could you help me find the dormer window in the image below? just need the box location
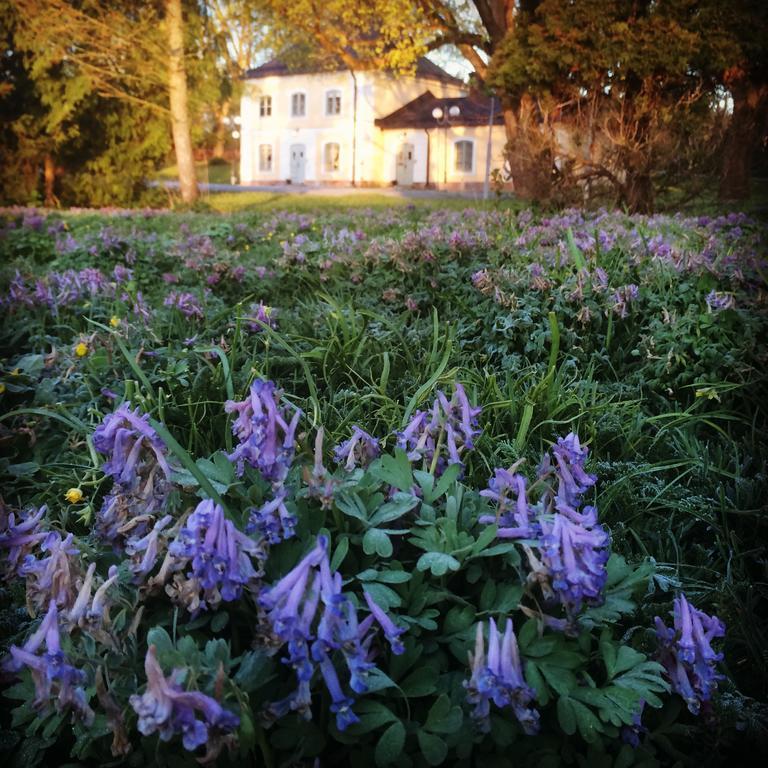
[259,96,272,117]
[291,92,306,117]
[325,90,341,116]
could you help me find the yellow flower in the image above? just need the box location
[74,342,88,357]
[10,367,20,376]
[0,383,5,395]
[109,316,120,328]
[65,487,84,504]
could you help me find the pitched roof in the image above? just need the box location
[374,90,504,129]
[244,57,465,87]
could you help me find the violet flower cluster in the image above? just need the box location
[163,290,204,320]
[464,618,539,735]
[166,499,264,613]
[396,382,481,476]
[258,535,405,731]
[246,300,278,332]
[480,433,609,633]
[654,593,725,715]
[225,379,301,484]
[0,505,49,577]
[4,600,94,723]
[130,645,239,752]
[92,403,173,547]
[19,530,81,614]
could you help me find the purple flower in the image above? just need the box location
[333,426,381,471]
[225,379,301,483]
[4,600,94,723]
[164,291,204,320]
[125,515,175,582]
[0,505,48,576]
[246,301,278,332]
[168,500,264,612]
[396,382,481,476]
[92,403,172,546]
[247,488,296,544]
[129,645,239,751]
[19,531,80,613]
[612,284,639,318]
[705,289,735,311]
[654,594,725,715]
[363,591,405,655]
[478,468,538,539]
[464,618,539,735]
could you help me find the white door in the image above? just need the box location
[396,143,415,186]
[290,144,306,184]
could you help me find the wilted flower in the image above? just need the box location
[464,618,539,735]
[333,426,380,471]
[225,379,301,483]
[655,594,725,715]
[129,644,239,752]
[705,289,735,311]
[0,505,48,577]
[4,600,94,723]
[92,403,172,546]
[612,284,639,318]
[20,531,81,613]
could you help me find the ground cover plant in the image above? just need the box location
[0,203,766,767]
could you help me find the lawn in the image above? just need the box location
[0,203,766,767]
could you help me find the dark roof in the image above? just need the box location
[244,57,465,86]
[374,90,504,129]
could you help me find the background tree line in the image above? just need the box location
[1,0,766,211]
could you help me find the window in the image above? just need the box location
[454,140,473,172]
[291,92,306,117]
[259,144,273,172]
[324,142,340,173]
[325,90,341,116]
[259,96,272,117]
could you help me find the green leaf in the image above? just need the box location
[363,528,393,557]
[375,721,406,766]
[557,696,577,735]
[369,492,419,527]
[331,536,350,571]
[417,731,448,766]
[442,605,476,635]
[344,701,398,735]
[363,582,402,609]
[210,611,229,632]
[336,490,369,522]
[431,462,461,501]
[146,626,173,660]
[369,449,413,492]
[470,523,498,556]
[425,695,463,734]
[400,665,438,697]
[570,698,604,742]
[416,551,461,576]
[234,651,274,693]
[357,568,412,584]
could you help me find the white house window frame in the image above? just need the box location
[323,142,341,173]
[259,95,272,117]
[290,91,307,118]
[454,139,474,173]
[325,89,342,116]
[258,143,273,173]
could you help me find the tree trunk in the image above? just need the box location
[166,0,198,203]
[44,153,58,207]
[212,99,230,159]
[623,170,654,214]
[719,82,768,201]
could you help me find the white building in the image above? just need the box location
[239,58,507,190]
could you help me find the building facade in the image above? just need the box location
[239,59,507,190]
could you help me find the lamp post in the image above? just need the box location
[431,104,461,189]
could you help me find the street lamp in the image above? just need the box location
[431,104,461,186]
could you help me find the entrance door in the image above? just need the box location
[396,143,415,186]
[290,144,306,184]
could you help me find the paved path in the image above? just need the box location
[153,180,500,201]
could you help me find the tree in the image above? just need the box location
[166,0,198,202]
[8,0,203,204]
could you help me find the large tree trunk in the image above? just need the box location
[212,99,231,159]
[166,0,198,203]
[623,170,654,214]
[719,81,768,201]
[43,153,58,207]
